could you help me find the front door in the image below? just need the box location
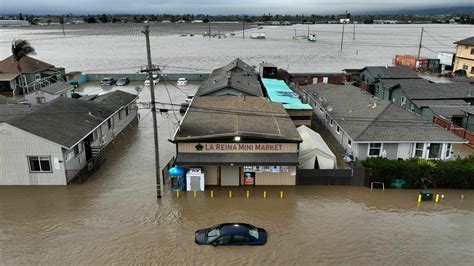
[83,134,93,161]
[220,166,240,186]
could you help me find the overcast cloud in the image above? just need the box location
[1,0,471,15]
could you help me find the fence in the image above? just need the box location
[433,115,474,148]
[297,167,367,186]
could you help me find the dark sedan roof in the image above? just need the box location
[219,223,254,236]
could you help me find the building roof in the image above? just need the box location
[261,78,312,110]
[173,96,302,143]
[82,90,139,108]
[0,94,18,104]
[8,91,138,148]
[362,66,420,79]
[384,79,474,100]
[0,104,38,123]
[0,73,19,81]
[36,81,73,95]
[196,58,263,97]
[0,55,55,74]
[302,84,465,143]
[454,36,474,46]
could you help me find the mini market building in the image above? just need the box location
[171,96,302,187]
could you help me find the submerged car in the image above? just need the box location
[116,77,130,86]
[195,223,267,246]
[100,77,115,86]
[185,94,194,103]
[177,77,188,86]
[179,102,190,113]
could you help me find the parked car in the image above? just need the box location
[179,102,190,113]
[185,94,194,103]
[195,223,267,246]
[144,74,159,86]
[100,77,116,86]
[116,77,130,86]
[177,77,188,86]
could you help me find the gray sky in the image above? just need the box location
[1,0,471,15]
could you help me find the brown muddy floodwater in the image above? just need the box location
[1,82,474,265]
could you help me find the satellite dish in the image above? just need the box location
[326,106,333,112]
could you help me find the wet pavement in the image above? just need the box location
[1,82,473,264]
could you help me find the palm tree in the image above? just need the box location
[11,39,36,94]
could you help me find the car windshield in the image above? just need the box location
[248,227,259,239]
[118,78,126,82]
[207,227,220,243]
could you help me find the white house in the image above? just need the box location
[302,84,466,161]
[0,90,139,185]
[24,81,75,105]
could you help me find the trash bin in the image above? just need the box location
[420,190,433,201]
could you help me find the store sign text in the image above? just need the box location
[197,143,284,152]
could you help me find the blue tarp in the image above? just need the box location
[261,78,312,110]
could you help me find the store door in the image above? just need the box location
[220,166,240,186]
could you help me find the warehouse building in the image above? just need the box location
[171,96,302,187]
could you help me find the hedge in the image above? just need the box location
[361,156,474,189]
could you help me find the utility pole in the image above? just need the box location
[340,23,345,51]
[417,27,424,60]
[208,19,211,38]
[294,28,297,39]
[352,23,355,40]
[141,24,163,198]
[307,24,310,38]
[242,20,245,39]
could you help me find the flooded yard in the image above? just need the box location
[1,82,473,264]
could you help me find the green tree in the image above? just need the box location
[11,39,36,94]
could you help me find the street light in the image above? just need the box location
[234,136,241,141]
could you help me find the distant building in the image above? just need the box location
[24,81,75,105]
[339,19,350,24]
[196,58,263,97]
[0,90,138,185]
[453,36,474,78]
[302,84,465,161]
[0,55,66,95]
[0,20,30,27]
[358,66,421,93]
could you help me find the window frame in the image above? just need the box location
[414,143,425,158]
[347,139,352,147]
[401,96,406,106]
[28,156,52,173]
[368,143,383,157]
[35,74,41,81]
[330,119,333,127]
[336,125,341,134]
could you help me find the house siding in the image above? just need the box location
[0,123,66,185]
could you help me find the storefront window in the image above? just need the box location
[428,143,441,159]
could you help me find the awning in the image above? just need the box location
[175,153,299,166]
[0,73,19,81]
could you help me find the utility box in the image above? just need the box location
[186,168,205,191]
[420,190,433,201]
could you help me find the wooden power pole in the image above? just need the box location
[141,24,163,198]
[340,23,345,51]
[417,27,424,60]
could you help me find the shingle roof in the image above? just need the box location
[37,81,73,95]
[0,104,39,123]
[302,84,465,143]
[196,58,263,97]
[82,90,138,107]
[173,96,302,142]
[363,66,420,79]
[8,91,138,148]
[384,79,474,100]
[454,36,474,46]
[0,55,54,74]
[411,99,470,117]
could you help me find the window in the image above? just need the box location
[93,130,98,141]
[118,110,122,120]
[35,74,41,81]
[347,139,352,147]
[36,97,46,104]
[415,143,424,158]
[28,156,52,172]
[73,144,82,157]
[249,227,259,239]
[107,119,112,129]
[428,143,442,159]
[215,236,231,245]
[231,235,249,243]
[125,106,129,116]
[462,64,469,70]
[368,143,382,157]
[410,104,415,112]
[330,119,333,127]
[401,96,406,106]
[471,67,474,74]
[319,107,324,113]
[471,48,474,55]
[336,126,341,134]
[207,227,221,243]
[325,113,329,120]
[445,143,452,158]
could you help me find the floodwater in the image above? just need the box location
[1,81,474,264]
[0,23,473,73]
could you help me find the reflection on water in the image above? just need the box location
[0,84,473,264]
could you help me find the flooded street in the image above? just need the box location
[1,82,474,264]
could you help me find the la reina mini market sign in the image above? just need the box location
[195,143,284,152]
